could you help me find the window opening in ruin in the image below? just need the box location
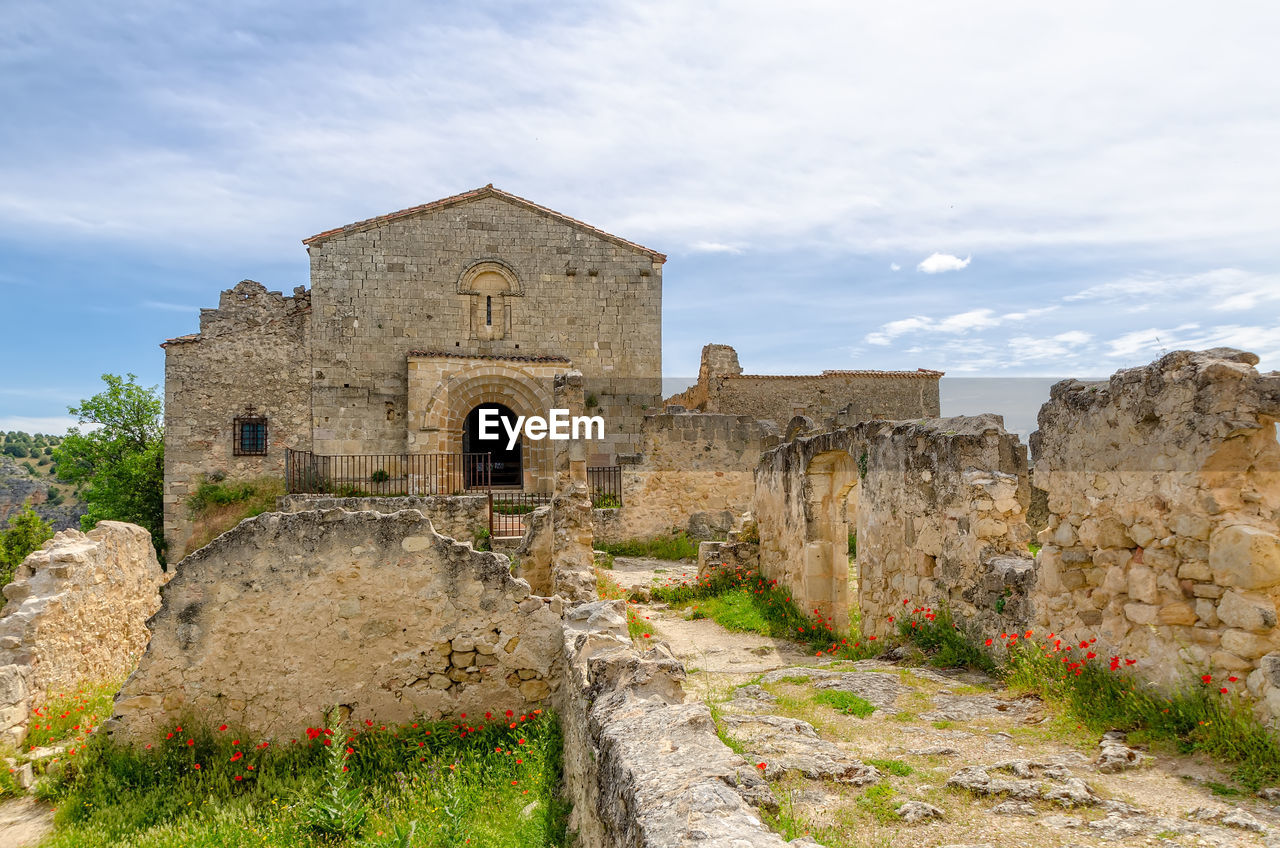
[233,417,268,456]
[486,295,493,326]
[463,403,522,487]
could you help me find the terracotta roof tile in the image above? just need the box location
[407,350,571,364]
[723,369,944,380]
[304,185,666,262]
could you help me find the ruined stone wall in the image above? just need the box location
[665,343,941,427]
[275,494,489,546]
[1030,349,1280,718]
[162,280,312,560]
[556,600,785,847]
[593,410,778,542]
[754,416,1032,637]
[110,509,562,742]
[306,192,663,461]
[711,371,943,427]
[0,522,163,743]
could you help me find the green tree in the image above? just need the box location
[0,506,54,588]
[52,374,165,560]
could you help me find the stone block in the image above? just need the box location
[1124,603,1159,625]
[1216,591,1278,633]
[1220,628,1273,660]
[1210,525,1280,589]
[1127,566,1159,604]
[1157,603,1197,626]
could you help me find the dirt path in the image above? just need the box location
[616,555,1280,848]
[0,797,54,847]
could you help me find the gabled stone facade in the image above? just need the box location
[162,187,665,558]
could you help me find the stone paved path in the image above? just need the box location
[614,555,1280,848]
[0,796,54,847]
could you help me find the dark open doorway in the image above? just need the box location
[464,403,523,488]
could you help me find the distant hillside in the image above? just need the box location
[0,431,87,532]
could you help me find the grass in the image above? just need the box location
[594,567,654,647]
[864,758,912,777]
[1002,635,1280,791]
[811,690,875,718]
[37,710,568,847]
[595,532,699,561]
[186,476,285,552]
[650,563,879,661]
[896,603,998,674]
[25,678,122,749]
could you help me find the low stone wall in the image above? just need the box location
[1030,348,1280,718]
[0,522,164,743]
[276,493,489,544]
[557,600,785,846]
[110,509,562,742]
[754,415,1033,639]
[593,410,776,543]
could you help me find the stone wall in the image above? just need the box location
[162,280,313,560]
[305,188,664,460]
[0,522,163,743]
[110,509,563,742]
[1029,348,1280,718]
[556,600,785,847]
[754,415,1032,638]
[593,410,778,543]
[275,493,489,546]
[667,343,942,426]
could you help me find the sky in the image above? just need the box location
[2,1,1278,436]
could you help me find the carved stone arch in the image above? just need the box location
[457,260,522,340]
[801,448,861,628]
[423,363,556,492]
[457,259,524,296]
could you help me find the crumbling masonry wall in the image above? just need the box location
[110,509,562,742]
[1030,348,1280,719]
[754,416,1032,639]
[667,343,942,427]
[162,280,313,560]
[276,493,489,545]
[556,600,785,847]
[593,409,778,543]
[0,522,164,743]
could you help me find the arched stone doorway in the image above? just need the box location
[463,403,523,487]
[802,449,860,629]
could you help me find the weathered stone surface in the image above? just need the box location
[110,509,561,742]
[558,600,788,847]
[946,761,1098,807]
[1095,731,1146,773]
[755,414,1032,640]
[759,667,905,709]
[896,800,944,823]
[1211,525,1280,590]
[719,714,881,785]
[0,521,163,743]
[1030,349,1280,722]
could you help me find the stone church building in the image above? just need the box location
[161,186,940,559]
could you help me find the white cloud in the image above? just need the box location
[141,300,199,312]
[5,2,1280,259]
[917,253,972,274]
[865,305,1056,345]
[1065,268,1280,313]
[889,263,901,271]
[687,241,744,254]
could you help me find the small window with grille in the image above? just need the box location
[233,417,268,456]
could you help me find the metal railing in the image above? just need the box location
[284,449,492,496]
[489,492,553,538]
[588,465,623,509]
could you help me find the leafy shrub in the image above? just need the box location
[596,532,698,561]
[369,469,390,484]
[1,506,54,588]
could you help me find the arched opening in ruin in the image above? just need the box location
[463,403,523,487]
[802,449,860,630]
